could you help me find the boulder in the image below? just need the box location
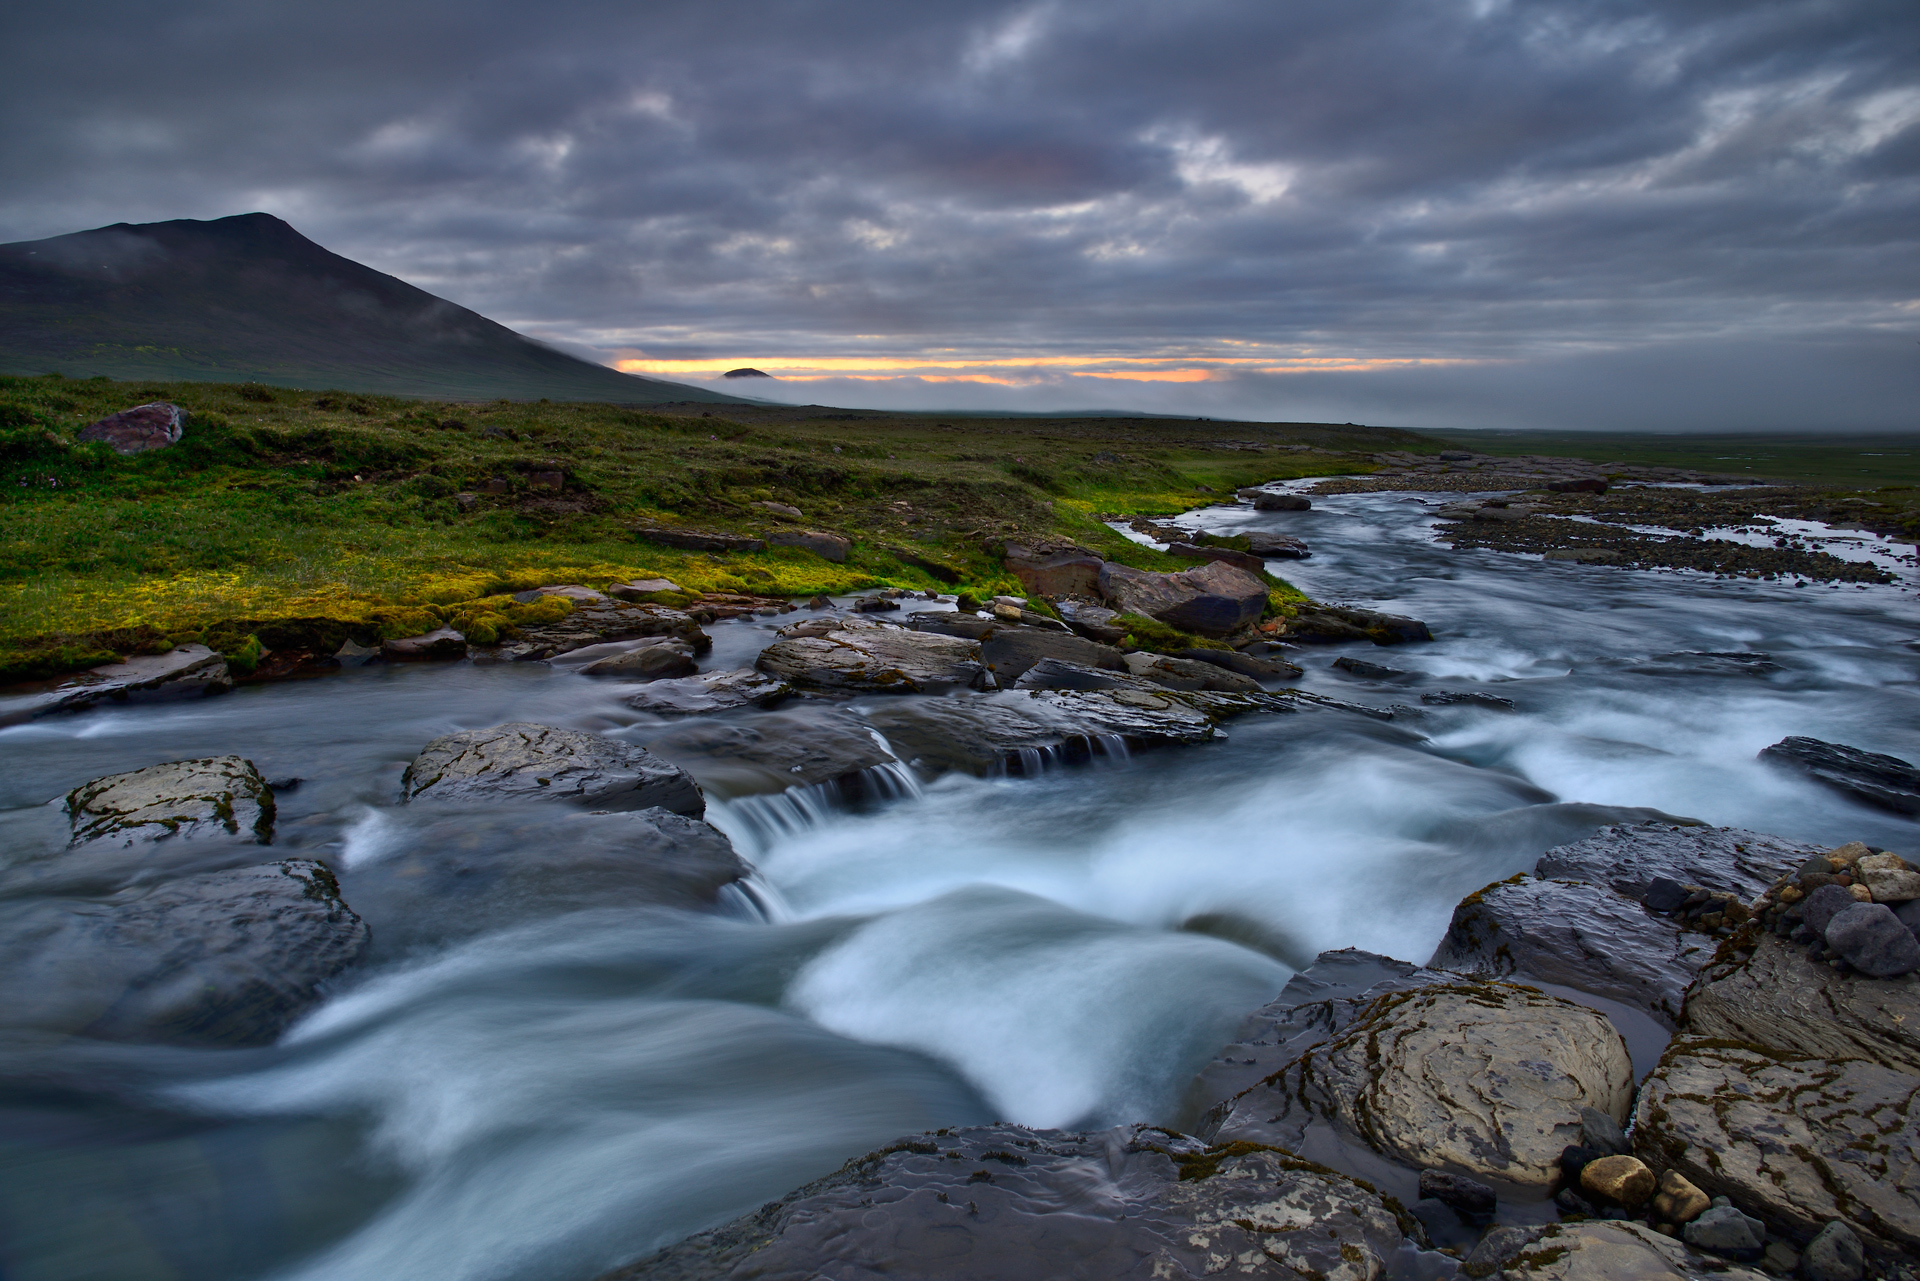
[641,712,898,795]
[513,584,610,604]
[576,639,698,679]
[607,577,684,600]
[77,401,184,454]
[1824,902,1920,977]
[1054,598,1128,643]
[1174,647,1300,680]
[1535,822,1814,904]
[1243,530,1310,559]
[400,722,704,815]
[978,627,1128,684]
[608,1123,1419,1281]
[66,755,276,849]
[1634,1036,1920,1255]
[28,645,232,721]
[1682,1205,1766,1259]
[1759,737,1920,815]
[0,860,368,1045]
[767,529,851,562]
[751,501,802,519]
[1651,1170,1712,1225]
[1458,1219,1767,1280]
[1166,541,1267,574]
[1216,981,1633,1189]
[1580,1154,1655,1207]
[622,668,791,715]
[1283,605,1432,646]
[1123,651,1261,693]
[1003,541,1105,598]
[755,625,984,694]
[1857,852,1920,904]
[1428,875,1715,1029]
[1097,560,1268,637]
[381,626,468,660]
[634,526,766,553]
[1251,491,1311,511]
[1681,934,1920,1074]
[1802,1222,1866,1281]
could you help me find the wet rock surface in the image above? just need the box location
[66,755,276,849]
[607,1123,1422,1281]
[977,626,1127,684]
[0,860,368,1045]
[18,644,233,722]
[1427,875,1714,1029]
[490,599,710,663]
[1681,934,1920,1073]
[1534,822,1814,903]
[1460,1219,1768,1280]
[1760,737,1920,815]
[1633,1036,1920,1256]
[401,723,704,816]
[1282,604,1433,646]
[755,622,984,694]
[1097,559,1269,637]
[622,667,792,715]
[640,712,897,794]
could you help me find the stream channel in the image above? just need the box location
[3,485,1918,1281]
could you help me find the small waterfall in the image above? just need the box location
[712,762,927,854]
[997,733,1132,777]
[718,872,794,922]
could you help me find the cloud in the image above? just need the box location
[1,0,1915,430]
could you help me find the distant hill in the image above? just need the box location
[0,213,745,404]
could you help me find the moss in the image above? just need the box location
[221,633,265,676]
[1116,613,1227,653]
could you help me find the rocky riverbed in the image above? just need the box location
[2,481,1918,1281]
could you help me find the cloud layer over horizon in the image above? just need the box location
[3,0,1916,430]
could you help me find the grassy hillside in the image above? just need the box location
[0,375,1426,679]
[0,214,744,405]
[1435,430,1920,488]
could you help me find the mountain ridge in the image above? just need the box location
[0,213,744,404]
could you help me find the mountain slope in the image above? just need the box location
[0,214,743,404]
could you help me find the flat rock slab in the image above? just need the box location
[492,601,710,663]
[1635,1036,1920,1256]
[756,625,984,694]
[1760,736,1920,815]
[66,755,275,848]
[623,668,791,715]
[1098,559,1268,637]
[859,687,1213,777]
[382,626,468,660]
[77,401,184,454]
[979,627,1127,683]
[1218,982,1633,1189]
[401,723,704,815]
[1429,875,1715,1029]
[20,645,232,723]
[606,1123,1420,1281]
[642,712,897,794]
[1682,934,1920,1074]
[0,860,368,1045]
[1535,822,1814,903]
[1466,1220,1766,1281]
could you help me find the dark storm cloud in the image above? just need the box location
[2,0,1916,428]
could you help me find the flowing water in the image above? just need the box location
[2,486,1917,1281]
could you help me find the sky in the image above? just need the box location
[3,0,1917,431]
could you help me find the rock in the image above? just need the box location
[1651,1170,1711,1225]
[1421,690,1517,710]
[1428,876,1714,1030]
[1581,1106,1629,1156]
[622,668,791,715]
[1801,1221,1865,1281]
[1012,657,1137,691]
[853,596,901,613]
[493,599,709,662]
[610,1123,1415,1281]
[905,609,998,640]
[1682,1205,1766,1258]
[979,627,1128,684]
[862,687,1224,776]
[1549,478,1610,493]
[1801,882,1863,934]
[1643,877,1691,914]
[756,624,984,694]
[66,755,276,849]
[1244,530,1310,559]
[381,626,468,660]
[1825,903,1920,977]
[513,584,610,604]
[0,860,367,1045]
[1543,548,1622,563]
[1251,491,1312,511]
[641,712,897,795]
[1418,1169,1496,1218]
[751,500,803,518]
[77,401,185,454]
[634,526,766,553]
[1535,823,1815,904]
[1166,541,1267,574]
[576,639,698,679]
[1682,934,1920,1073]
[1284,604,1433,646]
[1861,862,1920,904]
[1332,655,1406,679]
[25,644,233,721]
[767,529,850,562]
[1759,737,1920,815]
[1634,1037,1920,1254]
[1222,981,1632,1188]
[1580,1155,1655,1207]
[1174,647,1300,680]
[607,577,684,600]
[1003,541,1105,598]
[1097,560,1269,637]
[1457,1217,1751,1280]
[1054,598,1128,643]
[400,722,704,815]
[1124,651,1262,693]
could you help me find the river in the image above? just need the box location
[2,485,1916,1281]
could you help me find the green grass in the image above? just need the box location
[1433,430,1920,488]
[0,374,1419,679]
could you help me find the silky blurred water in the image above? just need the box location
[1,486,1916,1281]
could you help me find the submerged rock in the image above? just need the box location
[1634,1036,1920,1256]
[606,1123,1420,1281]
[641,712,897,795]
[66,755,276,849]
[756,624,984,694]
[1534,822,1813,904]
[400,723,704,816]
[0,860,368,1046]
[1283,605,1432,646]
[1097,560,1269,637]
[861,686,1221,777]
[1759,736,1920,815]
[1243,530,1311,559]
[576,639,698,679]
[622,668,791,715]
[1428,875,1714,1029]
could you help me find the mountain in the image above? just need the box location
[0,214,744,404]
